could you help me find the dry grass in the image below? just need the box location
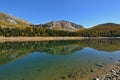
[0,37,85,42]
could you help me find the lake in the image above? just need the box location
[0,39,120,80]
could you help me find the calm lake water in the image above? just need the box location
[0,39,120,80]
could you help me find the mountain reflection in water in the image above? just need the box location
[0,39,120,80]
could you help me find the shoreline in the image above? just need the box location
[66,61,120,80]
[93,61,120,80]
[0,37,86,42]
[0,37,120,42]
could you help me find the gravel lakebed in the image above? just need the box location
[60,60,120,80]
[93,61,120,80]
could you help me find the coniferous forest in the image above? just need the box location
[0,24,120,37]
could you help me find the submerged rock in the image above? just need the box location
[67,73,75,78]
[95,64,104,67]
[93,78,99,80]
[94,62,120,80]
[90,69,95,72]
[61,76,66,80]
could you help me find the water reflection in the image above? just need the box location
[0,39,120,65]
[0,39,120,80]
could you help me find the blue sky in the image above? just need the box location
[0,0,120,27]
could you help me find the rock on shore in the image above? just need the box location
[93,62,120,80]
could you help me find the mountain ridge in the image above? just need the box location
[31,20,84,31]
[0,12,30,28]
[1,12,120,29]
[93,23,120,28]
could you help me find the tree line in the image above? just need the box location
[0,27,79,37]
[0,26,120,37]
[77,26,120,37]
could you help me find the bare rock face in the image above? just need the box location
[0,12,30,28]
[35,20,84,31]
[7,18,17,24]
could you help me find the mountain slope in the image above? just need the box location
[77,23,120,37]
[93,23,120,28]
[0,12,30,28]
[33,20,84,31]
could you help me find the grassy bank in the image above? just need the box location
[0,37,120,42]
[0,37,86,42]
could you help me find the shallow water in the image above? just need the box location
[0,39,120,80]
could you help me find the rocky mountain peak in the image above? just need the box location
[36,20,84,31]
